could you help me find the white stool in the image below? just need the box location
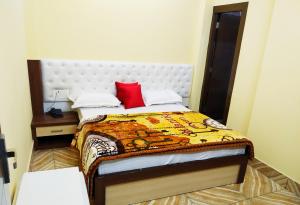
[16,167,89,205]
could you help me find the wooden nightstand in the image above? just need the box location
[31,112,79,149]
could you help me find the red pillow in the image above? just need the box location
[115,81,138,103]
[118,84,145,109]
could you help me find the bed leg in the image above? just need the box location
[94,177,106,205]
[237,155,248,183]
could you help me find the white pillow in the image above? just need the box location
[71,93,121,109]
[143,90,182,106]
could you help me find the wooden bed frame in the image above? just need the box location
[27,60,250,205]
[93,154,248,205]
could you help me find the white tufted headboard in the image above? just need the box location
[39,59,193,111]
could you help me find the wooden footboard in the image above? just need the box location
[93,154,248,205]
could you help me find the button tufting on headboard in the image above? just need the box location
[41,59,193,111]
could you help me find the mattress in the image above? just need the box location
[98,148,245,175]
[76,104,246,175]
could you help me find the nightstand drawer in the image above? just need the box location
[36,125,77,137]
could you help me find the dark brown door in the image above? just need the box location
[200,3,248,124]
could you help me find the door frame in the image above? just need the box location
[199,2,248,124]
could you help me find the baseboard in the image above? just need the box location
[256,156,300,186]
[26,140,34,171]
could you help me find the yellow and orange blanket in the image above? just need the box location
[72,111,254,195]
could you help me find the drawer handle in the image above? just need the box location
[51,129,63,133]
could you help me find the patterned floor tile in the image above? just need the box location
[247,158,261,167]
[248,159,288,188]
[234,190,300,205]
[133,194,211,205]
[29,149,55,171]
[286,179,300,197]
[29,148,299,205]
[233,200,251,205]
[224,165,282,199]
[184,186,247,205]
[133,165,282,205]
[53,147,79,168]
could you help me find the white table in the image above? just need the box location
[16,167,89,205]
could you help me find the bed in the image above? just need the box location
[77,104,246,176]
[27,59,253,205]
[75,104,252,205]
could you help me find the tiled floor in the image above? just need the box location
[30,148,300,205]
[29,147,79,171]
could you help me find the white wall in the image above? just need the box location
[25,0,206,64]
[0,0,33,201]
[25,0,276,135]
[21,0,300,188]
[247,0,300,184]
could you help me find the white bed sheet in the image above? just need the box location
[77,103,190,121]
[99,148,245,175]
[76,104,245,175]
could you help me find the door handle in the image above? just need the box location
[51,129,63,133]
[7,151,17,169]
[0,136,16,184]
[2,151,17,184]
